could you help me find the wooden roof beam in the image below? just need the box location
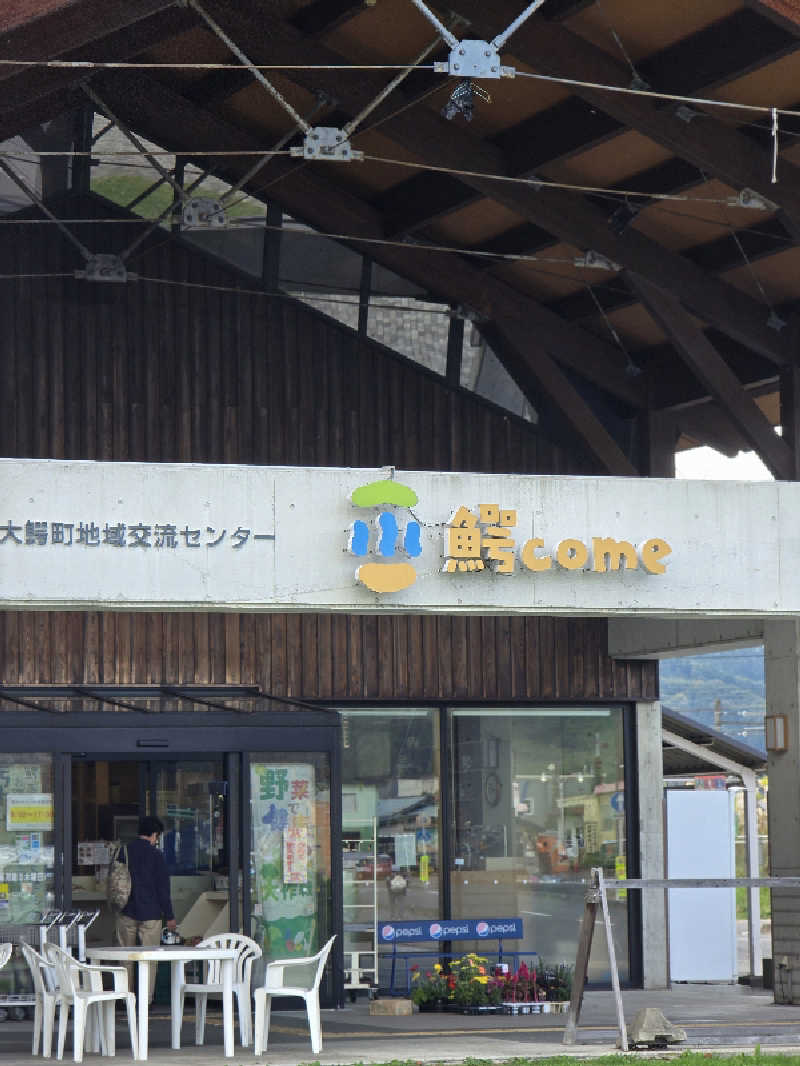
[0,0,179,76]
[381,8,799,236]
[479,321,639,476]
[0,6,197,116]
[450,0,800,236]
[746,0,800,34]
[290,0,370,37]
[216,3,791,366]
[627,272,794,479]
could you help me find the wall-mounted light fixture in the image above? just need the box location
[766,714,788,752]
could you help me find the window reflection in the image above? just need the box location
[340,710,441,986]
[450,708,627,982]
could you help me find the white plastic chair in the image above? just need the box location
[44,943,138,1063]
[253,935,336,1056]
[21,941,62,1058]
[176,932,262,1047]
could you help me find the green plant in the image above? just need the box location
[409,963,448,1006]
[450,953,491,1007]
[538,961,573,1002]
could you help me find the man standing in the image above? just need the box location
[115,815,177,1001]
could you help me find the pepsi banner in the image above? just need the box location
[379,917,523,943]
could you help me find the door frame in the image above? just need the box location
[1,709,344,1007]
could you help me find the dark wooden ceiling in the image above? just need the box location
[4,0,800,476]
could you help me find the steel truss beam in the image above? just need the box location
[449,0,800,233]
[203,2,789,367]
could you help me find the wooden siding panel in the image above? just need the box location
[0,608,654,700]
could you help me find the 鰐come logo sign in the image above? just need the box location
[348,480,421,593]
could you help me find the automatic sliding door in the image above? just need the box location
[149,759,229,937]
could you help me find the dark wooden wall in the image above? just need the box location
[0,612,656,702]
[0,197,656,704]
[0,198,593,474]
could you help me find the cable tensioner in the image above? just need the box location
[290,127,364,162]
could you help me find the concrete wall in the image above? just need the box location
[637,701,668,988]
[4,462,800,616]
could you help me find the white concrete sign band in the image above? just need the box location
[0,458,795,617]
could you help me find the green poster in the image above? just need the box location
[250,763,316,960]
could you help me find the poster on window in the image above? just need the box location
[251,763,316,960]
[283,827,309,884]
[9,765,42,793]
[6,793,53,831]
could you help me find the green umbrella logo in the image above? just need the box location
[348,480,421,592]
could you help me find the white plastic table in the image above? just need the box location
[88,944,237,1060]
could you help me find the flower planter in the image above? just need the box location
[417,1000,446,1012]
[503,1002,539,1015]
[501,1001,569,1015]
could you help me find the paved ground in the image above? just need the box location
[2,985,800,1064]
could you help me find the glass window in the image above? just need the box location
[450,707,628,982]
[0,755,56,1007]
[340,710,441,985]
[248,753,333,996]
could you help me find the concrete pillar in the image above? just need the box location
[764,621,800,1002]
[636,701,668,988]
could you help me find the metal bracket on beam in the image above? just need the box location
[75,254,131,283]
[181,197,228,229]
[412,0,546,76]
[433,40,515,79]
[452,304,486,324]
[290,127,364,161]
[575,250,621,272]
[731,188,778,212]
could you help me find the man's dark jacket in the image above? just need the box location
[120,837,175,922]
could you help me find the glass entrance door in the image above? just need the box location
[1,706,343,1007]
[149,759,230,941]
[70,756,233,953]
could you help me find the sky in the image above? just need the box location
[675,446,773,481]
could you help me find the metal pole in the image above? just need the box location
[492,0,551,50]
[742,772,763,978]
[358,256,372,335]
[408,0,459,48]
[262,202,283,293]
[71,106,93,195]
[343,35,443,138]
[0,158,91,261]
[597,868,628,1052]
[82,83,186,200]
[445,313,464,387]
[189,0,312,133]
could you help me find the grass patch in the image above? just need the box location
[736,886,771,920]
[314,1057,800,1066]
[91,174,266,220]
